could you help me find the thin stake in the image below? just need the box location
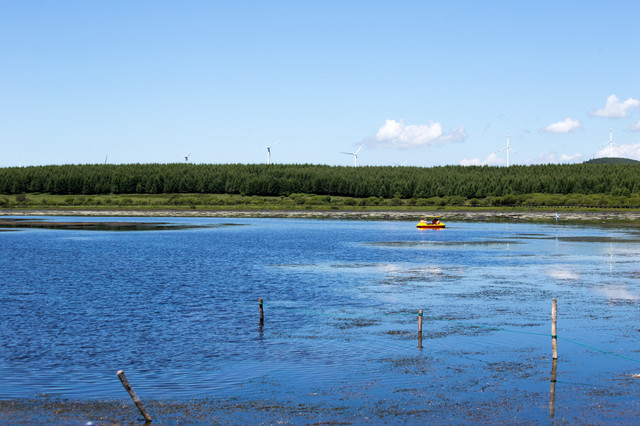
[551,298,558,359]
[418,309,423,333]
[117,370,152,423]
[259,298,264,324]
[549,358,558,418]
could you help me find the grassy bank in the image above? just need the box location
[2,192,640,211]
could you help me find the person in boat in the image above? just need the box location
[431,218,440,225]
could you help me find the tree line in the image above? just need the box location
[0,163,639,200]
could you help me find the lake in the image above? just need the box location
[1,216,640,423]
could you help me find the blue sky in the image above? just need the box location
[1,0,639,168]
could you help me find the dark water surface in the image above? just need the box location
[1,216,640,422]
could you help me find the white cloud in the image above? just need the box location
[540,118,583,133]
[528,151,583,164]
[369,119,467,149]
[559,153,583,162]
[597,143,640,160]
[459,158,481,166]
[590,94,640,118]
[630,121,640,131]
[460,152,504,166]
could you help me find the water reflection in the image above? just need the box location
[608,241,613,274]
[546,268,580,281]
[550,358,558,418]
[595,286,640,301]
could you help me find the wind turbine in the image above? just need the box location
[496,134,517,167]
[184,153,191,162]
[341,143,364,167]
[393,160,408,167]
[600,128,619,158]
[266,140,279,164]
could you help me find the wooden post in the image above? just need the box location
[551,298,558,359]
[259,298,264,324]
[549,358,557,418]
[117,370,152,423]
[417,310,424,349]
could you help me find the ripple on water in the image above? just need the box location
[365,240,522,248]
[2,217,640,423]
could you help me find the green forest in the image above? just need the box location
[1,163,639,209]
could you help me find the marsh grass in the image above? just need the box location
[4,192,640,216]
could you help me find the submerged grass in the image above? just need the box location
[333,318,381,329]
[0,218,244,231]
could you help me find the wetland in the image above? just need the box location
[1,216,640,423]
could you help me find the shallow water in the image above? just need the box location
[1,216,640,422]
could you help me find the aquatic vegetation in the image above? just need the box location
[0,218,222,231]
[333,317,380,329]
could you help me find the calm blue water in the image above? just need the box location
[2,216,640,420]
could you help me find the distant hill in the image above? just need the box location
[584,157,640,165]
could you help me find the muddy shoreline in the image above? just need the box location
[3,208,640,224]
[0,394,550,424]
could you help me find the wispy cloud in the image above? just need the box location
[368,119,467,149]
[540,118,583,133]
[590,94,640,118]
[630,121,640,131]
[529,151,583,164]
